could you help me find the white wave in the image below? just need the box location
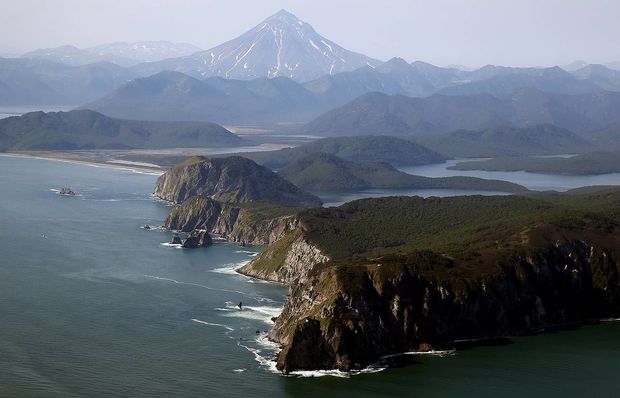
[246,279,269,284]
[159,242,183,248]
[217,302,282,324]
[244,305,282,318]
[601,318,620,322]
[232,368,246,373]
[242,334,387,378]
[238,342,279,373]
[234,250,258,255]
[191,318,234,332]
[143,275,249,296]
[210,260,250,275]
[379,349,455,360]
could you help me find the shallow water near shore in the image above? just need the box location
[1,154,620,397]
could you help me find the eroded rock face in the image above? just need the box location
[270,240,620,372]
[238,232,330,284]
[182,230,212,248]
[163,195,298,246]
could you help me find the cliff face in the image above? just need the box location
[163,195,298,245]
[238,230,330,284]
[153,156,322,207]
[269,240,620,372]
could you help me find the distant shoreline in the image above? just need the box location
[2,151,165,175]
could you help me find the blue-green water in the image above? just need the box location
[1,155,620,397]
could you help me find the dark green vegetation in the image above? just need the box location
[242,188,620,372]
[288,187,620,262]
[233,135,446,169]
[153,156,322,207]
[278,152,526,193]
[413,124,593,157]
[451,152,620,175]
[0,110,242,151]
[302,89,620,137]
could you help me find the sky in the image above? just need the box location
[1,0,618,67]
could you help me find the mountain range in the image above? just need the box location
[302,89,620,136]
[81,59,620,125]
[0,57,133,105]
[21,41,202,67]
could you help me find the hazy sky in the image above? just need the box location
[1,0,618,67]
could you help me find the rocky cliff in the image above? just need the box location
[236,192,620,373]
[153,156,322,207]
[163,195,299,245]
[238,229,330,284]
[270,239,620,372]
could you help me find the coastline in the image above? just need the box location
[2,151,165,175]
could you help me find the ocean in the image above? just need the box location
[1,154,619,397]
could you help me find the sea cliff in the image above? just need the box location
[238,192,620,372]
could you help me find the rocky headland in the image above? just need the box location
[154,156,620,374]
[153,156,322,207]
[239,192,620,373]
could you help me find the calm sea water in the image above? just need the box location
[1,154,620,397]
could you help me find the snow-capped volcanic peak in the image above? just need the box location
[159,9,380,82]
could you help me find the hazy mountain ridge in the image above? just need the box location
[230,135,447,169]
[412,124,594,157]
[0,109,242,150]
[21,41,202,67]
[302,89,620,137]
[0,57,134,105]
[83,58,620,125]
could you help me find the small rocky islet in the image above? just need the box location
[153,156,620,373]
[59,187,76,196]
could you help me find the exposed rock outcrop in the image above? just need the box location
[238,231,330,284]
[163,195,298,245]
[182,230,213,248]
[153,156,321,207]
[59,187,76,195]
